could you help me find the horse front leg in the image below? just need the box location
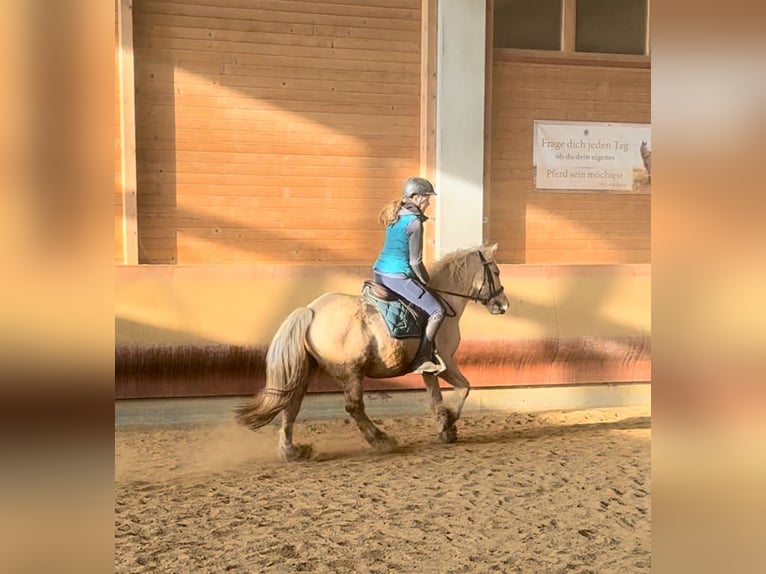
[433,356,472,443]
[342,376,397,453]
[421,372,458,442]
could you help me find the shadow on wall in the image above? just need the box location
[132,0,422,265]
[129,3,650,266]
[117,317,219,346]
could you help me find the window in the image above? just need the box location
[493,0,649,56]
[494,0,562,51]
[576,0,648,55]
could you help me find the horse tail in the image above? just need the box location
[234,307,315,430]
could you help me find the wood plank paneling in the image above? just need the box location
[115,13,123,263]
[134,13,421,42]
[489,54,650,264]
[133,0,421,264]
[140,0,420,30]
[133,23,420,53]
[117,0,140,264]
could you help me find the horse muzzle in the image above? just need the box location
[488,296,509,315]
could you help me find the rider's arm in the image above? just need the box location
[406,218,430,285]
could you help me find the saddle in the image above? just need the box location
[361,280,426,339]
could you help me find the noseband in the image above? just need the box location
[432,251,505,306]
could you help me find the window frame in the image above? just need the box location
[492,0,650,67]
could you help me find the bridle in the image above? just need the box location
[431,251,505,311]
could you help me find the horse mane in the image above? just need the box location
[430,244,497,288]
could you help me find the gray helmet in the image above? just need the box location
[402,177,436,199]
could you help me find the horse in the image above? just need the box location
[640,141,651,182]
[234,243,509,461]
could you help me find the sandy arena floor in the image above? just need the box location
[115,405,650,573]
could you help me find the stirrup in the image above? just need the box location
[412,352,446,375]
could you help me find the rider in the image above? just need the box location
[373,177,445,375]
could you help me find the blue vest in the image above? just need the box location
[374,214,417,276]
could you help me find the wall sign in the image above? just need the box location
[533,120,651,192]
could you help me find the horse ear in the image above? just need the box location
[483,243,498,258]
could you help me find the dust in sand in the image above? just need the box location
[116,421,277,482]
[115,416,403,482]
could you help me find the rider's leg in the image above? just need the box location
[411,310,444,374]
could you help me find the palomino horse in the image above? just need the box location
[234,244,509,460]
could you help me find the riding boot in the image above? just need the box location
[411,313,445,375]
[411,338,445,374]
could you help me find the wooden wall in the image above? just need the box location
[489,52,651,264]
[115,12,124,263]
[117,4,651,267]
[130,0,422,264]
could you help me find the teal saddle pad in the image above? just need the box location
[361,281,426,339]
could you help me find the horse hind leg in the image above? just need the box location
[278,387,312,462]
[343,375,397,453]
[277,362,316,462]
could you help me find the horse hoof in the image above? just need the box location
[372,435,398,453]
[439,426,458,443]
[437,407,457,429]
[280,443,313,462]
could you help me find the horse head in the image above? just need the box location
[471,243,509,315]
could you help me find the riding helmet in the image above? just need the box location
[402,177,436,199]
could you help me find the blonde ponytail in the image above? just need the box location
[378,200,403,226]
